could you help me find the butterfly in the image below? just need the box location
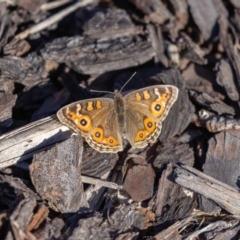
[57,85,178,153]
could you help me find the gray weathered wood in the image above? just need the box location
[173,164,240,215]
[41,36,155,75]
[0,115,71,169]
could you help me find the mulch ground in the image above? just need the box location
[1,0,240,239]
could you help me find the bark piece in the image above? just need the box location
[153,212,240,239]
[153,216,192,240]
[41,36,155,75]
[183,63,224,99]
[3,39,31,57]
[82,145,118,177]
[188,219,240,239]
[155,164,196,219]
[231,9,240,34]
[62,215,111,239]
[0,79,15,94]
[79,8,143,39]
[219,15,240,95]
[110,205,147,230]
[177,32,207,65]
[212,0,229,18]
[123,163,155,202]
[33,217,65,239]
[5,197,50,239]
[2,197,64,240]
[0,174,40,205]
[153,142,194,169]
[0,115,72,168]
[197,109,240,132]
[173,164,240,215]
[189,90,235,115]
[30,135,88,212]
[212,0,229,17]
[62,205,146,239]
[0,4,17,49]
[129,0,173,24]
[169,0,188,28]
[0,54,48,87]
[147,24,168,66]
[187,0,218,40]
[0,92,17,131]
[204,131,240,188]
[6,197,38,239]
[216,59,239,101]
[27,204,49,231]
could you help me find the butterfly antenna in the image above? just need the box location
[90,89,115,95]
[119,72,137,93]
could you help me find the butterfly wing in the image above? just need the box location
[57,98,123,153]
[124,85,178,148]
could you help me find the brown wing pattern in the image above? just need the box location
[124,85,178,148]
[57,98,123,153]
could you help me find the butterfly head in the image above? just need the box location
[114,89,123,99]
[91,72,136,98]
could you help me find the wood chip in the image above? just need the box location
[216,59,239,101]
[204,131,240,188]
[30,135,88,212]
[187,0,219,40]
[79,8,143,39]
[173,164,240,215]
[41,35,155,75]
[189,90,235,115]
[197,109,240,132]
[123,163,155,202]
[129,0,173,24]
[0,115,72,168]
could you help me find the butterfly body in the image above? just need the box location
[114,91,125,134]
[57,85,178,153]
